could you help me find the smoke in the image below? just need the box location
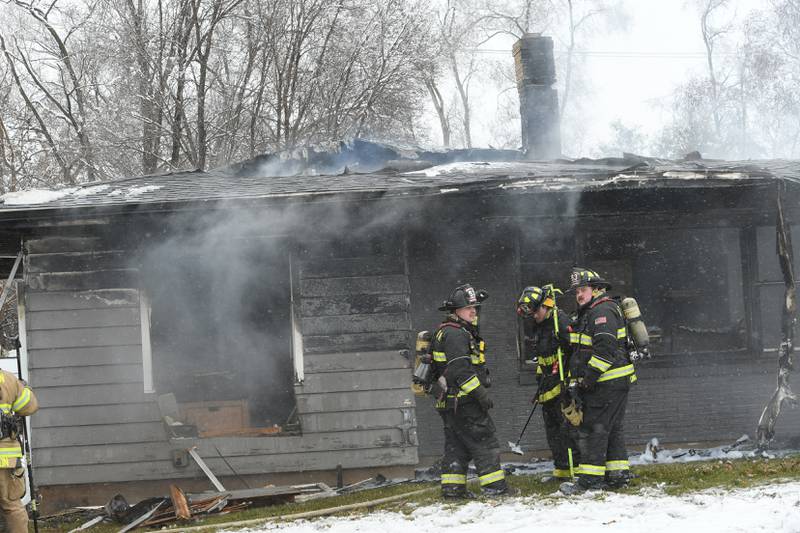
[133,192,426,429]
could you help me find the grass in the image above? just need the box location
[38,454,800,532]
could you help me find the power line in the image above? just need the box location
[466,48,740,58]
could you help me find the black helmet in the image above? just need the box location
[438,284,488,311]
[569,267,612,291]
[517,284,560,317]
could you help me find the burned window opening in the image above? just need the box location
[515,225,748,373]
[144,240,298,437]
[755,224,800,353]
[580,228,746,356]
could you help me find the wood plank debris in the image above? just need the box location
[169,484,191,520]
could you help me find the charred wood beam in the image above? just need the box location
[756,182,798,450]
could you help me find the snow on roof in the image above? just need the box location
[0,156,796,216]
[405,161,522,177]
[0,188,78,205]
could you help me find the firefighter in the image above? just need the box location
[431,284,512,498]
[516,284,578,481]
[0,369,38,533]
[564,268,636,492]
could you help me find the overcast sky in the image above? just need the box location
[446,0,762,156]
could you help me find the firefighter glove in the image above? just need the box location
[561,398,583,426]
[430,375,447,400]
[473,385,493,411]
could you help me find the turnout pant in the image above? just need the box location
[576,385,630,488]
[0,467,27,533]
[439,402,507,494]
[542,400,580,478]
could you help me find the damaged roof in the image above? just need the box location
[1,140,798,216]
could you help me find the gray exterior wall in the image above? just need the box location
[410,221,800,457]
[24,234,416,487]
[20,196,800,488]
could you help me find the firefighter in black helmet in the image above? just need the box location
[517,284,578,480]
[430,284,512,498]
[563,268,637,493]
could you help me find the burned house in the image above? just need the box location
[0,148,799,508]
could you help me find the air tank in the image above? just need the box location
[621,297,649,351]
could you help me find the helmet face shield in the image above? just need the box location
[517,286,545,317]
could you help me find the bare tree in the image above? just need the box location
[698,0,732,141]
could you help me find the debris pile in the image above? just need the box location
[50,483,332,532]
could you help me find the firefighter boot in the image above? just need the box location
[560,474,606,495]
[482,483,519,498]
[442,486,477,500]
[605,470,632,489]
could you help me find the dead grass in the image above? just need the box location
[38,454,800,532]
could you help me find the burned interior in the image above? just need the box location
[140,234,297,437]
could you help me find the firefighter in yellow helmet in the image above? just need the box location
[0,369,38,532]
[430,284,514,498]
[517,284,579,481]
[562,268,636,494]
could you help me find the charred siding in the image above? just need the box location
[24,232,417,487]
[294,243,417,459]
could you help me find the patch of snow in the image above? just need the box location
[498,179,567,190]
[1,188,77,205]
[440,188,459,193]
[226,481,800,533]
[124,185,162,197]
[661,171,748,180]
[405,161,519,177]
[71,184,111,197]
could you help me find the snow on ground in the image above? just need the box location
[227,482,800,533]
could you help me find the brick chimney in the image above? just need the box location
[513,34,561,159]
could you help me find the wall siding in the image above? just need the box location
[24,200,795,491]
[409,217,800,458]
[293,243,417,467]
[25,236,418,489]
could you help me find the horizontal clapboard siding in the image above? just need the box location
[302,331,409,354]
[300,293,408,317]
[24,236,418,487]
[31,364,144,388]
[24,237,171,487]
[31,403,162,428]
[26,251,128,274]
[25,290,139,311]
[38,446,418,485]
[304,350,410,373]
[34,422,166,448]
[300,275,409,297]
[29,345,143,369]
[27,307,140,331]
[36,429,408,467]
[28,326,142,350]
[294,246,417,469]
[26,269,139,292]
